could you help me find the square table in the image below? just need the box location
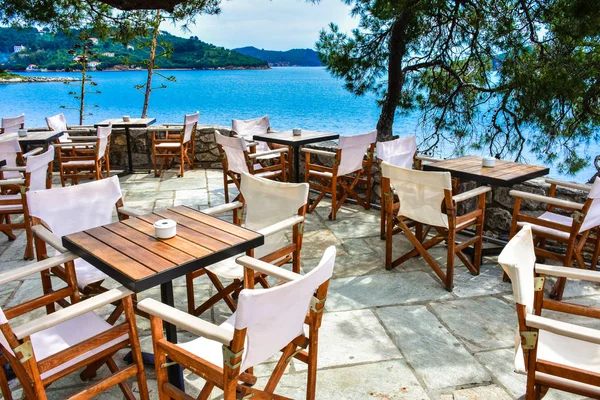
[95,118,156,176]
[253,130,340,183]
[0,130,64,152]
[62,205,264,390]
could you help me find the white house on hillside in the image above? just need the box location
[102,52,115,57]
[88,61,101,70]
[89,38,99,45]
[13,45,26,53]
[25,64,39,71]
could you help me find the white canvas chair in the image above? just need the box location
[0,146,53,260]
[139,246,336,400]
[45,113,95,142]
[151,112,199,177]
[303,131,376,220]
[380,161,491,291]
[0,115,24,135]
[27,176,141,308]
[0,256,148,400]
[499,224,600,399]
[54,125,112,186]
[509,177,600,300]
[186,172,308,316]
[232,116,272,154]
[215,131,287,203]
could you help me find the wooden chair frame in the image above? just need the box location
[303,143,375,221]
[186,198,306,317]
[509,178,600,300]
[0,257,148,400]
[151,120,198,177]
[54,133,111,186]
[382,176,490,291]
[140,256,331,400]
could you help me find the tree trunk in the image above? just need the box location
[80,46,87,125]
[141,10,161,118]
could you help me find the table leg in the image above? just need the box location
[160,281,185,390]
[293,146,301,183]
[118,127,135,177]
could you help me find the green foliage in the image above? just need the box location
[234,46,322,66]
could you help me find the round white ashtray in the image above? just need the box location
[154,219,177,239]
[482,157,496,168]
[292,128,302,136]
[122,115,131,122]
[18,129,28,137]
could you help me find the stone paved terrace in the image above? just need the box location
[1,168,600,400]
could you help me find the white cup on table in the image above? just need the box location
[17,129,27,137]
[292,128,302,136]
[122,116,131,122]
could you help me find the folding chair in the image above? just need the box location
[380,161,491,291]
[54,125,112,186]
[46,113,95,141]
[0,145,53,260]
[27,176,142,308]
[0,115,24,135]
[303,130,376,221]
[139,246,336,400]
[509,177,600,300]
[499,224,600,400]
[186,172,308,316]
[215,131,287,203]
[376,136,417,239]
[0,256,148,400]
[151,112,199,177]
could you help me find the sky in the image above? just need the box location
[161,0,358,51]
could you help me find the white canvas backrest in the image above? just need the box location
[96,125,111,160]
[337,131,376,176]
[580,177,600,233]
[46,113,71,143]
[27,175,122,237]
[240,173,309,258]
[215,131,249,175]
[0,307,14,356]
[376,136,416,169]
[182,112,199,144]
[234,246,336,371]
[0,136,23,179]
[381,161,452,228]
[26,146,54,191]
[498,224,536,314]
[232,116,270,153]
[1,114,24,134]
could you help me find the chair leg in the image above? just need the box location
[306,324,320,400]
[179,150,185,177]
[329,178,337,221]
[380,203,386,240]
[0,363,13,400]
[224,172,230,204]
[198,382,214,400]
[186,272,197,315]
[446,228,456,291]
[153,152,159,177]
[23,214,34,260]
[385,213,394,270]
[123,296,150,400]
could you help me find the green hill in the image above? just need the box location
[0,28,268,71]
[233,46,322,67]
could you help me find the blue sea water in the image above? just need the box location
[0,67,596,182]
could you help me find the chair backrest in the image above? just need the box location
[338,131,377,176]
[46,113,71,143]
[182,112,199,144]
[26,146,54,191]
[1,114,24,134]
[581,177,600,233]
[0,136,23,179]
[381,161,452,228]
[232,116,270,152]
[27,175,122,237]
[376,136,416,169]
[215,131,249,175]
[235,246,336,371]
[240,173,309,257]
[96,125,111,160]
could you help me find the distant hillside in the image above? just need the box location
[234,46,322,67]
[0,27,268,71]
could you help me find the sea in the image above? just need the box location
[0,67,595,183]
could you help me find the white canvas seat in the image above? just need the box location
[139,246,336,400]
[46,113,95,143]
[499,224,600,399]
[303,131,376,220]
[187,172,308,316]
[232,115,272,154]
[1,114,24,135]
[516,211,573,240]
[151,112,199,177]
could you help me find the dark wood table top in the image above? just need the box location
[0,160,5,168]
[95,118,156,128]
[423,155,550,187]
[0,130,64,145]
[253,130,339,146]
[62,205,264,292]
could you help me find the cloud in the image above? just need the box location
[161,0,357,50]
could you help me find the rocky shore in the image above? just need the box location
[0,75,80,84]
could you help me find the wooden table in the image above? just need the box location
[62,205,264,390]
[95,118,156,176]
[0,131,64,152]
[253,130,340,183]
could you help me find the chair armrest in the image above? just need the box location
[545,178,592,192]
[258,215,304,238]
[0,253,77,285]
[13,287,133,339]
[535,264,600,283]
[202,201,244,216]
[23,148,43,158]
[246,141,258,148]
[0,178,25,186]
[452,186,491,203]
[117,206,145,218]
[137,298,233,345]
[150,125,183,132]
[301,148,336,157]
[509,190,584,210]
[0,167,25,172]
[68,125,95,130]
[415,154,443,162]
[235,255,301,282]
[69,136,98,141]
[32,225,67,253]
[249,148,288,159]
[53,142,97,148]
[163,124,183,127]
[525,314,600,345]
